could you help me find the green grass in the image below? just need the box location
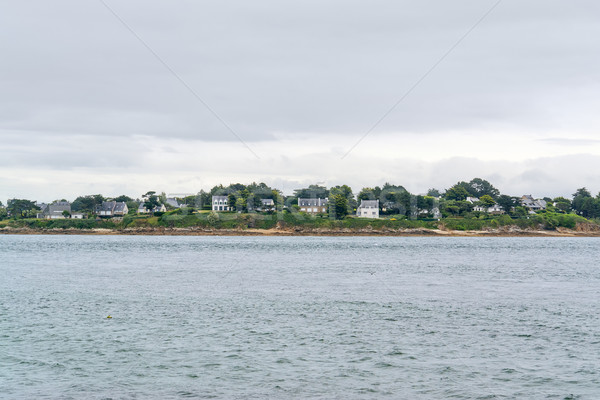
[0,211,594,232]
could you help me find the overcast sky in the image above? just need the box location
[2,0,600,202]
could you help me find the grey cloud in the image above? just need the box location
[2,0,600,145]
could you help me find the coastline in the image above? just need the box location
[1,226,600,237]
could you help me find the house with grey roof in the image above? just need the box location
[39,201,71,219]
[212,195,231,211]
[137,203,166,214]
[259,198,275,211]
[298,198,328,214]
[166,198,182,208]
[520,195,547,213]
[97,201,128,217]
[36,203,48,219]
[357,199,379,219]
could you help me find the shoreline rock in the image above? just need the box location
[1,225,600,237]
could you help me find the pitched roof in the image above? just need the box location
[359,200,379,208]
[298,198,328,206]
[166,198,181,208]
[113,202,127,213]
[47,202,71,215]
[100,201,116,212]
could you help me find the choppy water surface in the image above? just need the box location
[1,235,599,399]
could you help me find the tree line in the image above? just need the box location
[3,178,600,220]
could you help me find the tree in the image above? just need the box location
[513,206,528,217]
[496,195,518,214]
[7,199,39,218]
[573,187,592,198]
[553,197,571,213]
[465,178,500,199]
[143,191,160,211]
[330,185,356,212]
[572,187,592,216]
[479,195,495,207]
[114,195,133,203]
[293,185,328,199]
[227,193,237,211]
[71,194,105,213]
[62,210,71,218]
[440,200,472,217]
[427,188,442,197]
[378,184,411,215]
[445,185,470,201]
[329,194,348,220]
[416,195,434,216]
[272,189,284,212]
[579,197,600,219]
[126,201,139,214]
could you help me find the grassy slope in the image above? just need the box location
[0,210,593,231]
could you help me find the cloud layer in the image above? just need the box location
[1,1,600,201]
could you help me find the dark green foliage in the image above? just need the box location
[463,178,500,199]
[479,195,495,207]
[329,194,349,220]
[7,199,39,218]
[444,185,470,201]
[440,200,473,217]
[71,194,105,212]
[570,188,600,218]
[553,197,571,213]
[496,195,518,214]
[427,188,442,197]
[114,195,133,203]
[143,191,160,211]
[293,185,329,199]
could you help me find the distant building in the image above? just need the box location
[97,201,128,217]
[259,198,275,211]
[487,204,505,214]
[138,203,166,214]
[466,197,479,204]
[356,199,379,219]
[298,198,328,214]
[165,198,182,208]
[38,201,71,219]
[520,195,547,213]
[71,213,85,219]
[212,196,231,211]
[36,203,48,219]
[474,203,505,214]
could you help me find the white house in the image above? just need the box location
[298,198,328,214]
[474,203,505,214]
[212,195,231,211]
[487,204,505,214]
[357,199,379,219]
[466,197,479,204]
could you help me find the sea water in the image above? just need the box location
[1,235,599,399]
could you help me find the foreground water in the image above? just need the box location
[1,235,599,399]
